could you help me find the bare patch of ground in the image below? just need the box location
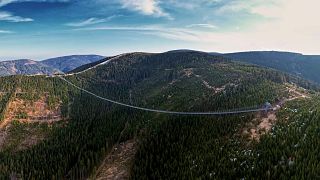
[243,84,310,141]
[0,92,8,96]
[10,65,18,74]
[181,68,237,95]
[202,80,227,94]
[5,94,62,123]
[94,140,137,180]
[243,113,277,141]
[183,68,194,77]
[0,94,63,151]
[202,80,238,95]
[285,84,310,101]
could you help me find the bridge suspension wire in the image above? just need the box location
[57,76,269,115]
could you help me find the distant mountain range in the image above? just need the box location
[42,55,105,73]
[0,59,61,76]
[221,51,320,84]
[1,51,319,85]
[0,55,105,76]
[70,50,320,84]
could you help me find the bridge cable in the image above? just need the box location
[57,76,270,115]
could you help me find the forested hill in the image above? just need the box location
[222,51,320,84]
[0,51,318,179]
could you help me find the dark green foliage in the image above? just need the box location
[131,97,320,179]
[223,51,320,84]
[131,114,255,179]
[250,97,320,179]
[0,93,13,121]
[0,52,318,179]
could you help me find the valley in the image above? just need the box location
[0,51,318,179]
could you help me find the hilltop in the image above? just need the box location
[222,51,320,84]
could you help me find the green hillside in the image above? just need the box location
[223,51,320,84]
[0,52,318,179]
[131,95,320,179]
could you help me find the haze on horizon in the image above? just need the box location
[0,0,319,60]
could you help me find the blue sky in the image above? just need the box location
[0,0,319,60]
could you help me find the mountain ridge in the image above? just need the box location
[0,51,318,178]
[1,50,320,85]
[0,59,61,76]
[222,51,320,84]
[0,55,105,77]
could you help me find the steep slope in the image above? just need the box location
[222,51,320,84]
[73,52,316,111]
[42,55,105,72]
[0,59,61,76]
[0,51,318,179]
[68,56,114,74]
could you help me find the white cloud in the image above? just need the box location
[0,11,33,22]
[120,0,172,19]
[166,0,223,9]
[73,25,199,41]
[75,0,320,55]
[0,29,13,33]
[66,18,107,27]
[186,24,217,29]
[146,0,320,54]
[66,15,122,27]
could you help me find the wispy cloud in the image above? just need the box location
[66,15,122,27]
[166,0,222,10]
[73,25,200,41]
[66,18,106,27]
[0,29,13,33]
[0,11,33,22]
[120,0,172,19]
[186,24,217,29]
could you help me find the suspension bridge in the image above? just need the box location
[57,76,273,115]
